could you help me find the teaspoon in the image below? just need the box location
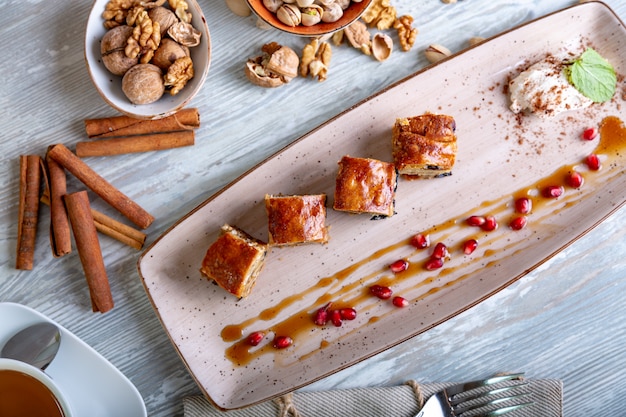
[0,322,61,370]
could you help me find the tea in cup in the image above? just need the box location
[0,357,72,417]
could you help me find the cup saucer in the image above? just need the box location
[0,302,146,417]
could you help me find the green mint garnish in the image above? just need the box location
[565,47,617,103]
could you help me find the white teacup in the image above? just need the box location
[0,357,73,417]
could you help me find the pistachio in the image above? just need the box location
[468,36,485,47]
[321,2,343,23]
[371,33,392,62]
[263,0,284,13]
[301,5,323,26]
[225,0,252,16]
[277,3,301,26]
[424,43,451,63]
[296,0,315,6]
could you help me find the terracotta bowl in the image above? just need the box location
[84,0,211,120]
[247,0,373,37]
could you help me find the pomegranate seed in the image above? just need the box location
[273,335,293,349]
[542,185,564,198]
[389,259,409,273]
[509,216,527,231]
[424,257,444,270]
[370,285,393,299]
[585,154,601,171]
[514,197,532,214]
[481,215,498,231]
[410,233,430,249]
[339,308,357,320]
[432,242,449,259]
[582,127,598,141]
[463,239,478,255]
[566,171,584,188]
[330,309,343,327]
[466,215,486,227]
[392,296,409,308]
[313,302,332,326]
[247,331,265,346]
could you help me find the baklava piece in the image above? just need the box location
[333,155,397,218]
[392,114,457,178]
[200,224,268,298]
[265,194,329,246]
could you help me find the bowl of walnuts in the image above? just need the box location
[85,0,211,120]
[247,0,372,37]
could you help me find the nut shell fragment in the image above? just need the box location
[167,21,202,47]
[424,43,452,63]
[245,43,299,88]
[225,0,252,16]
[371,33,392,61]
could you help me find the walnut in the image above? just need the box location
[331,29,345,46]
[393,15,418,52]
[122,63,165,104]
[164,56,194,95]
[343,20,371,50]
[360,0,396,30]
[168,0,191,23]
[125,9,161,63]
[102,0,135,29]
[101,25,139,76]
[245,43,300,88]
[152,38,189,70]
[167,21,201,47]
[300,38,332,82]
[148,6,178,35]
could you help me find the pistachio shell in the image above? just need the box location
[277,3,301,26]
[372,33,393,62]
[424,43,452,63]
[225,0,252,16]
[301,5,323,26]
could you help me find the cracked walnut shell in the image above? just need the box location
[245,43,299,88]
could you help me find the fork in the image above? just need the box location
[415,373,534,417]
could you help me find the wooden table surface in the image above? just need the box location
[1,0,625,415]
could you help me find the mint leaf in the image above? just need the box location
[566,48,617,103]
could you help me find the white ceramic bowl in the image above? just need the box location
[84,0,211,120]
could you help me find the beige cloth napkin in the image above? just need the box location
[183,378,562,416]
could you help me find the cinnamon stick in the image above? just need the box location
[84,108,200,138]
[45,151,72,257]
[41,191,146,250]
[75,130,194,157]
[91,210,146,250]
[47,144,154,229]
[16,155,42,270]
[64,191,114,313]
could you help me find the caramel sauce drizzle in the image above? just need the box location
[224,116,626,367]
